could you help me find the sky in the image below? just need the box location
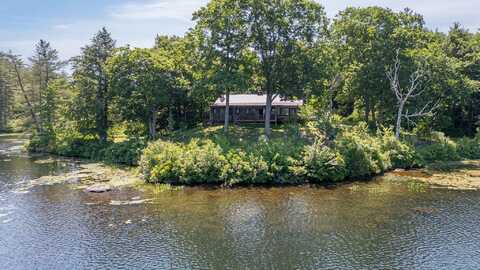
[1,0,479,62]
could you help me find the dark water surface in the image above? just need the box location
[1,134,480,270]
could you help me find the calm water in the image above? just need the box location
[1,134,480,270]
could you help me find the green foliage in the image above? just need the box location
[7,3,479,188]
[301,141,346,182]
[252,137,305,184]
[222,150,269,185]
[55,136,106,160]
[140,134,308,185]
[107,47,174,139]
[416,132,480,163]
[335,124,391,178]
[456,132,480,159]
[101,139,147,166]
[379,128,423,169]
[416,142,460,163]
[71,27,115,142]
[141,139,227,185]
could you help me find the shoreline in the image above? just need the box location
[387,160,480,190]
[26,152,480,192]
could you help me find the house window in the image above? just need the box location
[280,108,289,116]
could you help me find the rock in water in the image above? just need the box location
[85,183,112,193]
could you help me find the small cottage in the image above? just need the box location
[210,94,303,124]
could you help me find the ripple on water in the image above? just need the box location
[2,134,480,269]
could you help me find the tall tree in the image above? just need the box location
[154,35,198,130]
[4,54,42,133]
[386,50,439,138]
[72,28,115,142]
[245,0,328,137]
[29,40,63,133]
[332,7,426,126]
[107,47,173,139]
[442,23,480,136]
[193,0,250,134]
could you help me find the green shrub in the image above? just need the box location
[253,137,305,184]
[222,150,269,185]
[27,133,55,153]
[455,136,480,160]
[301,141,346,182]
[140,139,227,184]
[140,140,181,183]
[140,136,307,185]
[335,124,391,179]
[101,139,147,165]
[416,141,460,163]
[379,128,423,169]
[55,136,106,159]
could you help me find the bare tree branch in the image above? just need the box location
[386,49,439,138]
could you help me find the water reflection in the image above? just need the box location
[2,135,480,269]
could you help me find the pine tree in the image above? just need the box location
[72,27,115,142]
[29,40,63,134]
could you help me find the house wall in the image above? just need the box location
[210,106,298,124]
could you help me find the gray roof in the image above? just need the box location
[212,94,303,107]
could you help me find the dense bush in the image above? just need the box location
[456,135,480,160]
[335,124,391,179]
[301,141,346,182]
[55,137,106,159]
[416,132,480,163]
[222,150,269,185]
[416,141,461,163]
[141,139,227,185]
[140,137,308,185]
[252,137,305,184]
[101,139,147,165]
[30,123,480,186]
[140,124,480,185]
[27,133,55,153]
[379,128,423,169]
[29,131,146,165]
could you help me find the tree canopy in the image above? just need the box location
[0,2,478,143]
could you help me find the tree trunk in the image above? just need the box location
[12,61,41,134]
[265,90,272,138]
[364,99,370,123]
[395,102,405,139]
[224,90,230,135]
[371,106,377,129]
[97,78,108,143]
[148,109,158,140]
[168,106,175,131]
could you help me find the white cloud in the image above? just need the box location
[318,0,479,31]
[109,0,209,21]
[1,0,479,65]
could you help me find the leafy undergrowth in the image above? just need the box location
[140,124,422,186]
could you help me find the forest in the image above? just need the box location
[0,0,479,185]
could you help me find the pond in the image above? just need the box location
[1,134,480,269]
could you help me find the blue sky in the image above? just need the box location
[1,0,479,61]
